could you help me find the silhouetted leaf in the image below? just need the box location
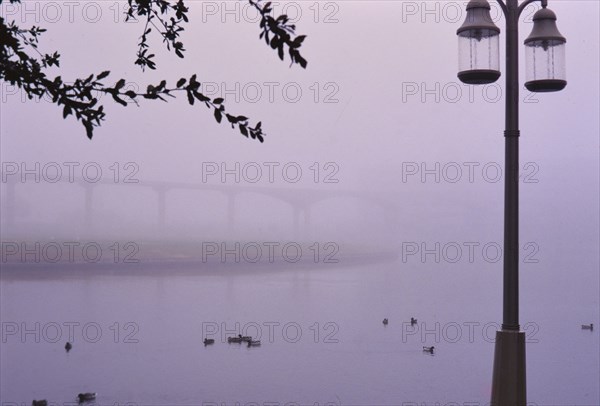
[112,94,127,106]
[292,35,306,47]
[194,92,211,102]
[3,4,273,143]
[296,54,307,69]
[84,122,94,139]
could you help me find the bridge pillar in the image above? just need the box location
[303,206,312,240]
[83,184,94,233]
[293,206,300,240]
[3,179,16,231]
[155,187,167,232]
[292,205,312,241]
[226,192,236,235]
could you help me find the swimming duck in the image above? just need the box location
[78,393,96,402]
[65,342,72,352]
[32,400,47,406]
[203,338,215,345]
[581,324,594,331]
[422,346,435,354]
[410,317,417,325]
[247,340,261,347]
[382,318,388,325]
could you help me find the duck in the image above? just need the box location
[581,324,594,331]
[203,338,215,345]
[247,340,261,347]
[410,317,417,325]
[32,400,47,406]
[382,318,388,325]
[422,346,435,354]
[77,393,96,402]
[65,342,72,352]
[228,336,242,343]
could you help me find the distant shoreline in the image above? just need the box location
[0,240,399,276]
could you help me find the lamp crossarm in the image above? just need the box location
[494,0,548,17]
[495,0,508,16]
[518,0,548,16]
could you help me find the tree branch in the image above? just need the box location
[1,16,264,142]
[0,0,309,142]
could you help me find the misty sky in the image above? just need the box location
[1,3,599,403]
[0,0,598,260]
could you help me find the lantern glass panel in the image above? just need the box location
[458,29,500,72]
[525,40,566,83]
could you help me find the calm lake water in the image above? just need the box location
[1,258,598,405]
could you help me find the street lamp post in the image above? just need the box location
[456,0,566,404]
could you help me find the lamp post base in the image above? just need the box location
[491,330,526,406]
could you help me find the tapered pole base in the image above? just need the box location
[491,330,526,406]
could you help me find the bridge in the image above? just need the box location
[1,176,398,239]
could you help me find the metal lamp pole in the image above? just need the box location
[492,1,526,404]
[456,0,566,404]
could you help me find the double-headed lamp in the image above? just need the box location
[524,6,567,92]
[457,0,501,85]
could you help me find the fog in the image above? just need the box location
[0,1,597,270]
[1,1,599,404]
